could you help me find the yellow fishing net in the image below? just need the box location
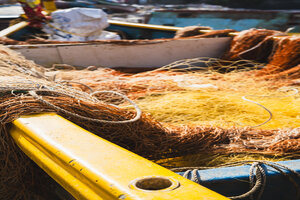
[135,88,300,129]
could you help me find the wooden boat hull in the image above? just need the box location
[8,37,231,68]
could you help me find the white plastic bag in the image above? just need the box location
[43,7,120,41]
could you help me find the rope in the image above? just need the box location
[242,96,273,128]
[183,169,201,184]
[242,87,298,128]
[174,160,300,200]
[229,162,266,200]
[90,91,142,122]
[29,89,142,124]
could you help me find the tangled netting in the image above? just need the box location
[0,28,299,199]
[222,29,300,79]
[52,29,300,166]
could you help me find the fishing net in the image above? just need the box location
[52,29,300,166]
[53,57,300,160]
[0,28,299,199]
[222,29,300,80]
[0,47,233,199]
[222,28,286,62]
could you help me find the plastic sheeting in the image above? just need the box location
[43,7,120,41]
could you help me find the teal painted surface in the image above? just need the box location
[149,11,298,32]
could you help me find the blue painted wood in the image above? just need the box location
[177,160,300,200]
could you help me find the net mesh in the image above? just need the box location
[0,28,299,199]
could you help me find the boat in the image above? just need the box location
[0,15,232,68]
[5,36,300,199]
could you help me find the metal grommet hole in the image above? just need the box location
[129,176,179,192]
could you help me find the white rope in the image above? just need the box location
[242,87,298,128]
[29,89,142,124]
[91,90,142,123]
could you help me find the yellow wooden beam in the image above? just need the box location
[108,19,182,32]
[0,21,29,37]
[10,113,229,200]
